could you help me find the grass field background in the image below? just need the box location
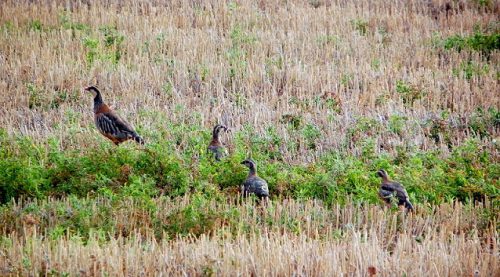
[0,0,498,275]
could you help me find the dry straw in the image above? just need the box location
[0,197,498,276]
[0,0,497,161]
[0,1,498,275]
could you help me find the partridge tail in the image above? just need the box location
[404,200,414,211]
[133,133,145,145]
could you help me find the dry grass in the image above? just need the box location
[0,197,498,276]
[2,231,496,276]
[0,1,498,275]
[0,0,498,161]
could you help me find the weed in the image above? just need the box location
[226,25,256,83]
[99,25,125,48]
[468,107,499,138]
[26,83,44,109]
[443,29,499,56]
[59,12,89,33]
[281,114,303,130]
[452,61,489,80]
[81,25,125,66]
[351,19,369,35]
[388,115,407,136]
[28,20,43,32]
[302,123,321,150]
[316,35,339,46]
[83,37,99,65]
[395,80,425,106]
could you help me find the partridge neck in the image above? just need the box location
[248,166,257,177]
[211,136,220,144]
[212,129,221,143]
[93,93,104,113]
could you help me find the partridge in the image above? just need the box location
[84,86,144,145]
[241,159,270,201]
[376,169,414,211]
[207,124,228,161]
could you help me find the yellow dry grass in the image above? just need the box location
[0,197,498,276]
[0,0,498,159]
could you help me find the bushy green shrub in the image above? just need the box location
[0,125,497,206]
[443,29,499,56]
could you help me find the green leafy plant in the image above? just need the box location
[452,61,489,80]
[351,19,369,35]
[0,123,497,207]
[443,29,499,56]
[83,37,99,65]
[395,80,425,106]
[28,20,43,32]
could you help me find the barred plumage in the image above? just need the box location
[241,159,269,200]
[85,86,144,145]
[207,124,228,161]
[376,169,414,211]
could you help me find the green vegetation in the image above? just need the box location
[351,19,369,36]
[0,1,498,275]
[452,61,490,80]
[395,80,426,106]
[59,12,90,32]
[226,24,256,85]
[28,20,44,32]
[0,122,497,206]
[26,83,79,110]
[443,29,499,56]
[0,192,496,243]
[82,25,125,66]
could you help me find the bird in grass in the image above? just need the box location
[376,169,414,211]
[241,159,270,201]
[207,124,228,161]
[84,86,144,145]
